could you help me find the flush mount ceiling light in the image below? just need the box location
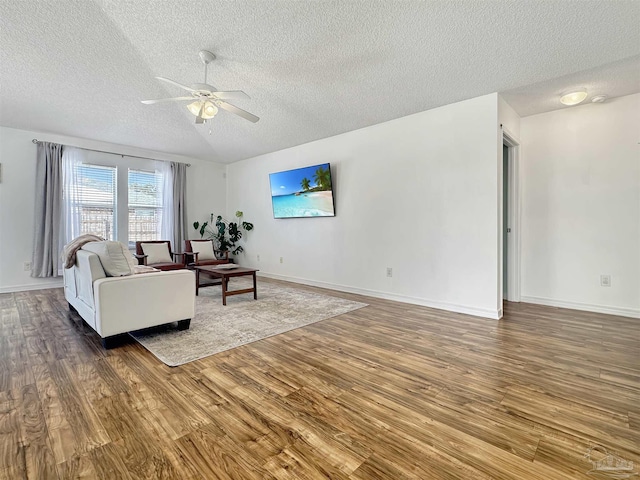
[560,89,588,106]
[591,95,608,103]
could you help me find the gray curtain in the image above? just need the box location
[32,142,64,277]
[171,162,188,248]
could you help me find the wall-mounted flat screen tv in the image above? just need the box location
[269,163,335,218]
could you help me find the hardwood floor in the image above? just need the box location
[1,280,638,479]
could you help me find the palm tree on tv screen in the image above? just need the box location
[313,166,331,190]
[301,177,311,191]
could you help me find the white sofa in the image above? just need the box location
[63,249,196,348]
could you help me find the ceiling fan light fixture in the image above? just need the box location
[203,101,218,119]
[560,89,588,106]
[187,100,218,119]
[187,100,202,116]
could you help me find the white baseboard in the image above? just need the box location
[520,295,640,319]
[258,272,501,319]
[0,280,64,294]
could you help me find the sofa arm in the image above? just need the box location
[92,270,195,337]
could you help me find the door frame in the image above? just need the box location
[502,128,521,303]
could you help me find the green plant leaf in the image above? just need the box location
[197,212,253,255]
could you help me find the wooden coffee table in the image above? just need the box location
[193,265,259,306]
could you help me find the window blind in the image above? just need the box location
[76,164,117,240]
[128,169,164,246]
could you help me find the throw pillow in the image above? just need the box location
[141,242,172,264]
[81,241,134,277]
[190,241,216,260]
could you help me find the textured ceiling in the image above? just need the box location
[1,1,639,163]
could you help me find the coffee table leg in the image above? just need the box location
[196,269,200,296]
[253,272,257,300]
[222,275,227,306]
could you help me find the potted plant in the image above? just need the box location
[193,211,254,256]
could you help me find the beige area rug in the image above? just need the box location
[130,278,367,366]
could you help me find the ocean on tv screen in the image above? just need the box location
[272,191,334,218]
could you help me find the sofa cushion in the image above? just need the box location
[81,241,134,277]
[190,241,216,261]
[141,242,172,265]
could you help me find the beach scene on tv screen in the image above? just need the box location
[269,163,335,218]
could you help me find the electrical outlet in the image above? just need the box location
[386,267,393,278]
[600,275,611,287]
[280,257,284,264]
[257,254,260,261]
[23,261,32,271]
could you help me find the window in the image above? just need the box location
[75,164,117,240]
[62,148,171,248]
[128,169,164,247]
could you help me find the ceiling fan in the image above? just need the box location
[141,50,259,124]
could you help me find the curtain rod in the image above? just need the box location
[31,139,191,167]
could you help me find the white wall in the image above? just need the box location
[0,126,225,293]
[227,94,501,318]
[520,93,640,318]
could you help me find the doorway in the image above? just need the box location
[502,130,521,305]
[503,144,509,298]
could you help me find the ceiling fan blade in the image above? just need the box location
[155,77,196,93]
[212,90,250,100]
[217,101,260,123]
[141,96,194,104]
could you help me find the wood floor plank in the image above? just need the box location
[0,335,34,394]
[263,441,352,480]
[48,360,110,455]
[337,388,575,480]
[92,393,178,479]
[17,383,58,479]
[57,454,98,480]
[201,364,371,475]
[288,387,494,480]
[0,303,22,340]
[86,442,134,480]
[176,428,277,480]
[0,282,638,478]
[30,362,79,464]
[534,435,606,480]
[501,384,640,455]
[0,398,22,472]
[629,411,640,431]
